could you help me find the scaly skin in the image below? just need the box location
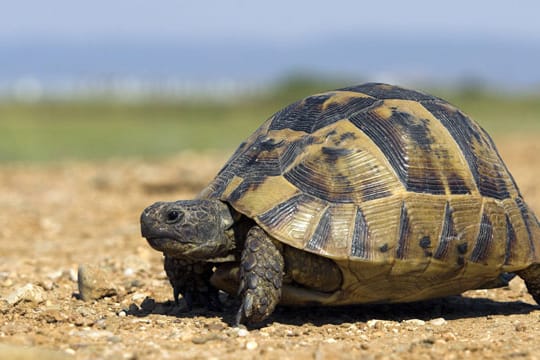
[164,256,221,311]
[236,226,284,325]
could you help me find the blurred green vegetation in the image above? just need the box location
[0,78,539,162]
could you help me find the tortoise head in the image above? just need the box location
[140,199,236,261]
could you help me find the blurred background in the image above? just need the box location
[1,0,539,162]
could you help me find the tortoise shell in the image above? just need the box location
[200,83,540,303]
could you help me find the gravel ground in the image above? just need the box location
[1,136,539,360]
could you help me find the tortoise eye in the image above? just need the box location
[166,210,183,223]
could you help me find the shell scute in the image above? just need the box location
[349,99,478,196]
[421,101,518,200]
[268,91,376,133]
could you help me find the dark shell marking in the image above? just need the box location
[350,207,369,259]
[201,83,539,272]
[421,101,517,200]
[396,202,412,260]
[433,202,458,260]
[268,92,377,133]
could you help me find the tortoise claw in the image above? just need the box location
[173,287,181,306]
[173,286,222,312]
[235,289,257,325]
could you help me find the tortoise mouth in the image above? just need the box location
[145,236,171,249]
[145,236,236,262]
[145,236,196,254]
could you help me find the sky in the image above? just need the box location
[1,1,540,94]
[2,0,539,42]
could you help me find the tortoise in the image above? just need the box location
[140,83,540,325]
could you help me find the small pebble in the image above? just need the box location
[367,319,380,328]
[236,328,249,337]
[443,332,457,341]
[246,340,258,350]
[123,268,135,277]
[47,270,63,280]
[0,299,9,313]
[429,318,447,326]
[206,322,226,331]
[286,329,301,337]
[192,333,219,344]
[508,277,527,293]
[131,293,148,302]
[5,283,47,305]
[108,335,122,343]
[118,311,127,317]
[403,319,426,326]
[95,319,107,329]
[69,268,78,282]
[77,306,95,317]
[367,319,395,329]
[38,280,54,291]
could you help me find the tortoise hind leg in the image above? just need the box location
[517,264,540,304]
[283,245,342,293]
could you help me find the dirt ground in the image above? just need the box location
[1,135,540,360]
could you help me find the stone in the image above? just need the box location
[46,270,63,280]
[403,319,426,326]
[77,264,117,301]
[236,328,249,337]
[68,268,78,282]
[515,321,527,332]
[5,283,47,305]
[131,293,148,302]
[429,318,447,326]
[246,340,258,350]
[38,279,54,291]
[191,333,220,344]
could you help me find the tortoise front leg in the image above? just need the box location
[236,226,284,325]
[164,256,221,311]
